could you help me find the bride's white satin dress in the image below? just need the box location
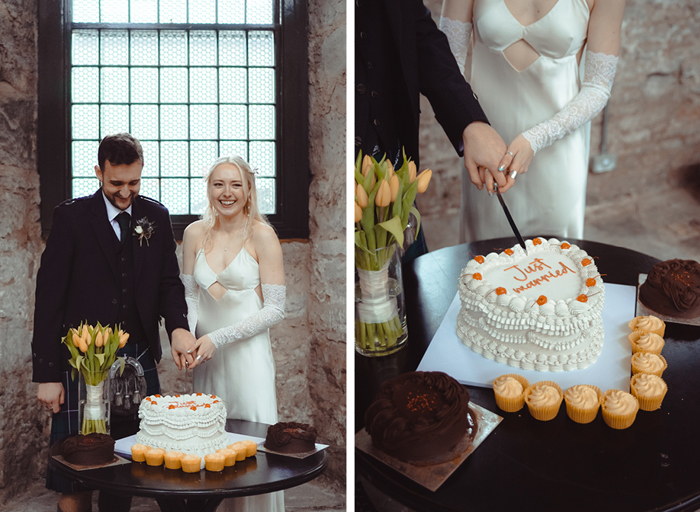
[192,247,283,512]
[461,0,591,242]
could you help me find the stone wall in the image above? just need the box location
[0,0,346,504]
[417,0,700,241]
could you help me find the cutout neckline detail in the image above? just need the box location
[503,0,562,28]
[201,246,254,276]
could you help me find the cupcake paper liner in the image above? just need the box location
[524,381,563,421]
[628,331,665,355]
[564,384,603,424]
[601,390,639,429]
[631,352,668,377]
[493,373,530,412]
[630,374,668,411]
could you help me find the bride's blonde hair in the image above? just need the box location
[201,155,271,250]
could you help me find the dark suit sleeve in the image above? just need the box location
[414,1,489,155]
[32,205,75,383]
[157,210,189,339]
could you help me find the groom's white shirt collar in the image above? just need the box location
[102,191,133,240]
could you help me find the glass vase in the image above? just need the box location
[78,370,111,435]
[355,243,408,356]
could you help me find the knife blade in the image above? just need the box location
[493,184,527,252]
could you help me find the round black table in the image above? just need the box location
[356,237,700,512]
[49,419,328,512]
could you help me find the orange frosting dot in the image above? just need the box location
[533,238,542,245]
[168,405,175,409]
[152,401,157,405]
[146,397,151,401]
[473,273,482,281]
[191,406,197,411]
[155,394,161,398]
[213,400,219,403]
[537,295,547,305]
[196,393,202,396]
[577,294,588,303]
[586,278,596,287]
[582,258,592,267]
[475,255,484,264]
[496,287,507,296]
[205,404,211,408]
[561,242,571,249]
[211,395,216,399]
[504,248,514,255]
[175,394,180,397]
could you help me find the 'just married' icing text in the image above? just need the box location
[504,258,576,294]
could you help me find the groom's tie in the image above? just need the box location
[117,212,131,246]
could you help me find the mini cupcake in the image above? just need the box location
[204,453,225,472]
[181,454,202,473]
[601,389,639,429]
[228,442,247,461]
[631,352,668,377]
[628,332,665,355]
[145,448,165,466]
[164,451,184,470]
[216,448,237,467]
[493,374,530,412]
[241,440,258,457]
[130,443,150,463]
[628,315,665,337]
[564,385,602,424]
[630,373,668,411]
[524,381,563,421]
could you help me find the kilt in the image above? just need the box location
[46,341,160,494]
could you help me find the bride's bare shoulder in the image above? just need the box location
[183,220,206,247]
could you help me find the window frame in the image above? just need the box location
[37,0,309,240]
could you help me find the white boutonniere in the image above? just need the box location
[133,217,156,246]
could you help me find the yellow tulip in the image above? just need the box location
[81,324,89,341]
[361,154,372,177]
[389,174,400,202]
[417,169,433,193]
[119,331,130,348]
[375,179,392,207]
[95,331,104,348]
[408,161,417,183]
[78,338,88,353]
[354,202,363,223]
[72,332,81,348]
[356,183,369,208]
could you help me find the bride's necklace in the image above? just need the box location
[221,219,248,252]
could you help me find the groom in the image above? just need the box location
[32,133,196,512]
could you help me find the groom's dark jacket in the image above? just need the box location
[355,0,489,166]
[32,191,189,383]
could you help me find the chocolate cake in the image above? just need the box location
[640,259,700,319]
[264,422,318,453]
[62,433,115,466]
[364,371,473,462]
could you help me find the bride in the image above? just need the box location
[181,155,285,511]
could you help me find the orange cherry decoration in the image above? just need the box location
[473,273,482,281]
[211,395,216,399]
[213,400,220,403]
[505,248,514,255]
[537,295,547,305]
[175,394,180,397]
[196,393,202,396]
[561,242,571,250]
[586,278,597,287]
[191,406,197,411]
[168,405,175,409]
[205,404,211,408]
[152,401,157,405]
[475,255,485,264]
[577,294,588,303]
[581,258,592,267]
[146,397,151,401]
[533,238,542,245]
[496,287,507,296]
[155,394,161,398]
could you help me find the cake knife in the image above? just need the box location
[493,183,527,252]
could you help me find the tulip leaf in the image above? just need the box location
[119,356,126,377]
[95,352,105,367]
[377,215,404,249]
[410,205,422,237]
[392,180,404,219]
[355,150,362,171]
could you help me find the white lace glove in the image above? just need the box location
[439,17,472,76]
[523,50,619,154]
[181,274,199,334]
[208,284,286,349]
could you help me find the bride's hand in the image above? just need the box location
[189,335,215,368]
[498,134,534,188]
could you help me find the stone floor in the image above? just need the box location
[2,476,345,512]
[421,185,700,261]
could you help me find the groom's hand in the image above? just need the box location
[171,328,197,370]
[37,382,64,414]
[462,121,508,193]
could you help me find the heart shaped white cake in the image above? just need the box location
[456,238,605,372]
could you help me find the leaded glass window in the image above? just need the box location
[69,1,278,216]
